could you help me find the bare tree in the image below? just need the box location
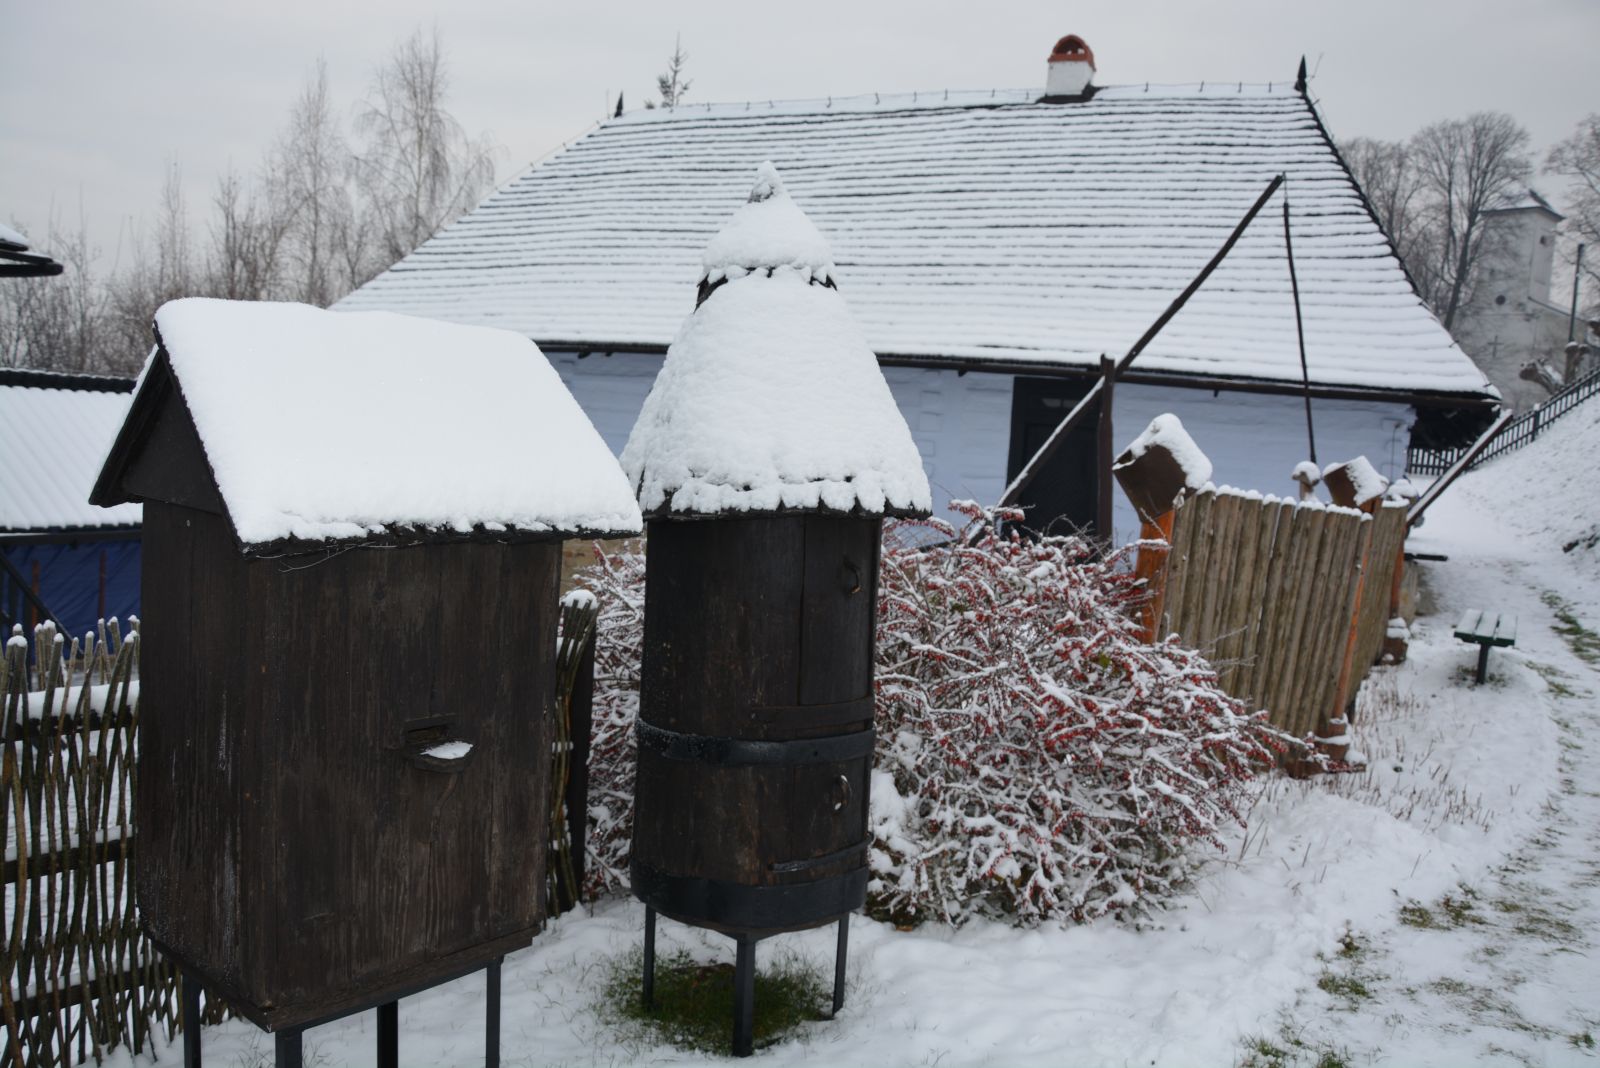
[0,214,111,373]
[1547,113,1600,297]
[275,60,358,304]
[94,164,196,369]
[352,27,498,267]
[656,35,692,109]
[1410,112,1532,329]
[203,167,293,301]
[1340,136,1440,304]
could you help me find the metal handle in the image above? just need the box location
[831,775,851,811]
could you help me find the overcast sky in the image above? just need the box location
[3,0,1597,262]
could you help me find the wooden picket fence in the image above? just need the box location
[1158,488,1407,739]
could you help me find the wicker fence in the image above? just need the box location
[1408,366,1600,477]
[1158,488,1407,738]
[0,620,188,1067]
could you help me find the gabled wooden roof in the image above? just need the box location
[340,83,1494,403]
[91,299,643,555]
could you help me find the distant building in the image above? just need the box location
[1452,190,1592,411]
[1,369,141,638]
[341,36,1497,537]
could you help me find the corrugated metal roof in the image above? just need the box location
[1,375,141,531]
[340,83,1493,399]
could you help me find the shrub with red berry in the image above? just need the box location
[574,501,1288,926]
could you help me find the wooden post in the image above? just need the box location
[1097,355,1115,541]
[1382,540,1409,663]
[1133,511,1177,642]
[565,627,595,906]
[1321,500,1380,763]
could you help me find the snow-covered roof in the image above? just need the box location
[1488,189,1562,218]
[340,83,1494,401]
[99,299,642,548]
[0,371,141,532]
[0,221,30,251]
[622,166,931,518]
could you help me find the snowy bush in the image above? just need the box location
[577,545,646,900]
[871,501,1286,926]
[575,503,1290,925]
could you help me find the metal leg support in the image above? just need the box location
[642,906,657,1009]
[732,934,755,1058]
[486,957,503,1068]
[1476,642,1490,685]
[273,1028,303,1068]
[832,915,849,1017]
[181,971,202,1068]
[377,1001,398,1068]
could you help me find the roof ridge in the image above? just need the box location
[610,81,1301,123]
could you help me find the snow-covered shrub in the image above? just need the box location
[576,544,646,900]
[871,502,1285,925]
[574,503,1289,924]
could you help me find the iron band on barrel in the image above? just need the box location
[636,721,874,767]
[631,859,869,934]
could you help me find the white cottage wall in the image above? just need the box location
[548,351,1414,542]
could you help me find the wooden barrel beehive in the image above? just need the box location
[619,163,930,1055]
[631,514,880,933]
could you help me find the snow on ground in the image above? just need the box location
[108,409,1600,1067]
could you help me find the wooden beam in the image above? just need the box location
[1096,355,1115,537]
[1406,408,1515,527]
[999,174,1287,510]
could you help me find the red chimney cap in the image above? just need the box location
[1048,35,1095,70]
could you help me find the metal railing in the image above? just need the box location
[1407,367,1600,477]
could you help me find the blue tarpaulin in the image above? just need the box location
[1,538,140,642]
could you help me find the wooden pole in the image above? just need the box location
[1282,191,1317,465]
[1133,511,1177,642]
[1096,355,1115,540]
[1322,500,1380,762]
[1000,174,1286,509]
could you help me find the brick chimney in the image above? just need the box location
[1045,34,1095,100]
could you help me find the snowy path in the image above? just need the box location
[1263,517,1600,1066]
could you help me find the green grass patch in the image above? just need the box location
[595,948,831,1055]
[1571,1031,1596,1050]
[1316,971,1372,1003]
[1529,661,1590,700]
[1237,1020,1353,1068]
[1399,901,1439,929]
[1542,592,1600,666]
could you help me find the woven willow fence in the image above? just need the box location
[1159,489,1408,738]
[1,619,191,1067]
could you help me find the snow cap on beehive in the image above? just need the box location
[1322,455,1389,509]
[1112,413,1211,522]
[92,298,643,550]
[622,163,932,519]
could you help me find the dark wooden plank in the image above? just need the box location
[798,517,879,709]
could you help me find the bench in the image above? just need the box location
[1454,609,1517,684]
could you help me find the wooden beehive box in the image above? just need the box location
[90,299,641,1030]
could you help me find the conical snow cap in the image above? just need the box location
[622,165,931,519]
[699,162,835,289]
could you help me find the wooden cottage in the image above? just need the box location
[89,299,641,1047]
[338,35,1499,538]
[622,165,930,1055]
